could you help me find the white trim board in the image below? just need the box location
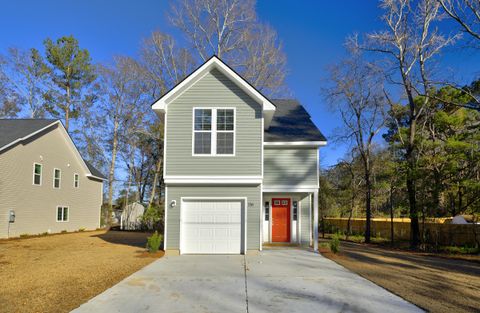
[151,56,276,129]
[164,176,263,185]
[264,141,327,147]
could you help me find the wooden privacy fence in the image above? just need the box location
[322,218,480,246]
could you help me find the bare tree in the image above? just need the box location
[439,0,480,43]
[325,48,386,243]
[0,55,21,117]
[5,47,49,118]
[168,0,287,95]
[359,0,459,248]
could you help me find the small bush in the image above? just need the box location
[41,232,49,236]
[19,233,30,238]
[61,230,67,233]
[78,228,86,232]
[330,233,341,254]
[146,231,163,253]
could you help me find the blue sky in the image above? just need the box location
[1,0,479,168]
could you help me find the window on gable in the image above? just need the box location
[53,169,61,189]
[194,109,212,154]
[216,109,234,155]
[57,206,69,222]
[74,173,79,188]
[193,108,235,155]
[33,163,42,185]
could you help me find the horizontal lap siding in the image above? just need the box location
[0,126,102,238]
[264,148,318,187]
[166,69,262,176]
[166,185,261,250]
[300,195,311,245]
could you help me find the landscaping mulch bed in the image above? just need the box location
[319,239,480,313]
[0,230,163,313]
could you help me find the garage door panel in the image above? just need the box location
[181,199,243,254]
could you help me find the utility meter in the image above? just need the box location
[8,210,15,223]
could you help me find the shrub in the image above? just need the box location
[19,233,30,238]
[146,231,163,253]
[61,230,67,233]
[329,233,341,254]
[78,228,86,232]
[41,232,49,236]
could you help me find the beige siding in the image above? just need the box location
[0,125,103,238]
[300,194,312,245]
[264,147,318,187]
[165,69,263,176]
[166,185,261,250]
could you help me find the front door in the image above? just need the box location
[272,198,290,242]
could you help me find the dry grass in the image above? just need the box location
[0,230,163,313]
[319,239,480,313]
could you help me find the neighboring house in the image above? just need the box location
[152,56,327,255]
[0,119,106,238]
[120,202,145,230]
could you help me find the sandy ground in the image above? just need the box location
[0,230,163,313]
[319,239,480,313]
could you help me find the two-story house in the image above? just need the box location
[0,119,105,238]
[152,56,326,255]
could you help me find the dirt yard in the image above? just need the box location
[319,239,480,313]
[0,230,163,313]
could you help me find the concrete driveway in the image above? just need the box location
[72,249,423,313]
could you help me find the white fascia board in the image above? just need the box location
[164,175,262,185]
[0,120,60,152]
[263,141,327,147]
[151,56,276,127]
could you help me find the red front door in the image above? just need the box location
[272,198,290,242]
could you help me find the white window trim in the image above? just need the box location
[56,206,69,222]
[192,107,236,157]
[33,163,42,186]
[74,173,79,188]
[53,168,61,189]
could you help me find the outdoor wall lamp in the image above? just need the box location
[170,200,177,208]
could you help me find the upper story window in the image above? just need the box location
[53,168,61,189]
[74,173,79,188]
[33,163,42,185]
[193,108,235,156]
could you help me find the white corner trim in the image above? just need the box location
[0,120,60,152]
[152,56,276,114]
[263,141,327,147]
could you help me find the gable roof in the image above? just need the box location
[264,99,327,145]
[0,119,106,180]
[151,55,276,129]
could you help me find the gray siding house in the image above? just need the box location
[0,119,105,238]
[152,56,326,255]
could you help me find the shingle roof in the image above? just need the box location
[265,99,327,142]
[0,119,106,180]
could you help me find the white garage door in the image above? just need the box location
[181,199,243,254]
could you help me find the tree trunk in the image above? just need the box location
[148,157,163,208]
[364,163,372,243]
[65,85,71,131]
[407,161,420,248]
[390,185,394,247]
[106,120,119,226]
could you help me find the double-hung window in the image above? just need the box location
[57,206,68,222]
[33,163,42,185]
[74,173,79,188]
[193,108,235,156]
[53,168,61,189]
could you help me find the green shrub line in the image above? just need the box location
[329,233,340,254]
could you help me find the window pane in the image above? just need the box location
[194,132,211,154]
[74,174,79,188]
[54,169,60,179]
[34,174,41,185]
[217,109,234,131]
[194,109,211,130]
[35,164,42,175]
[63,207,68,221]
[216,132,234,154]
[57,207,62,221]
